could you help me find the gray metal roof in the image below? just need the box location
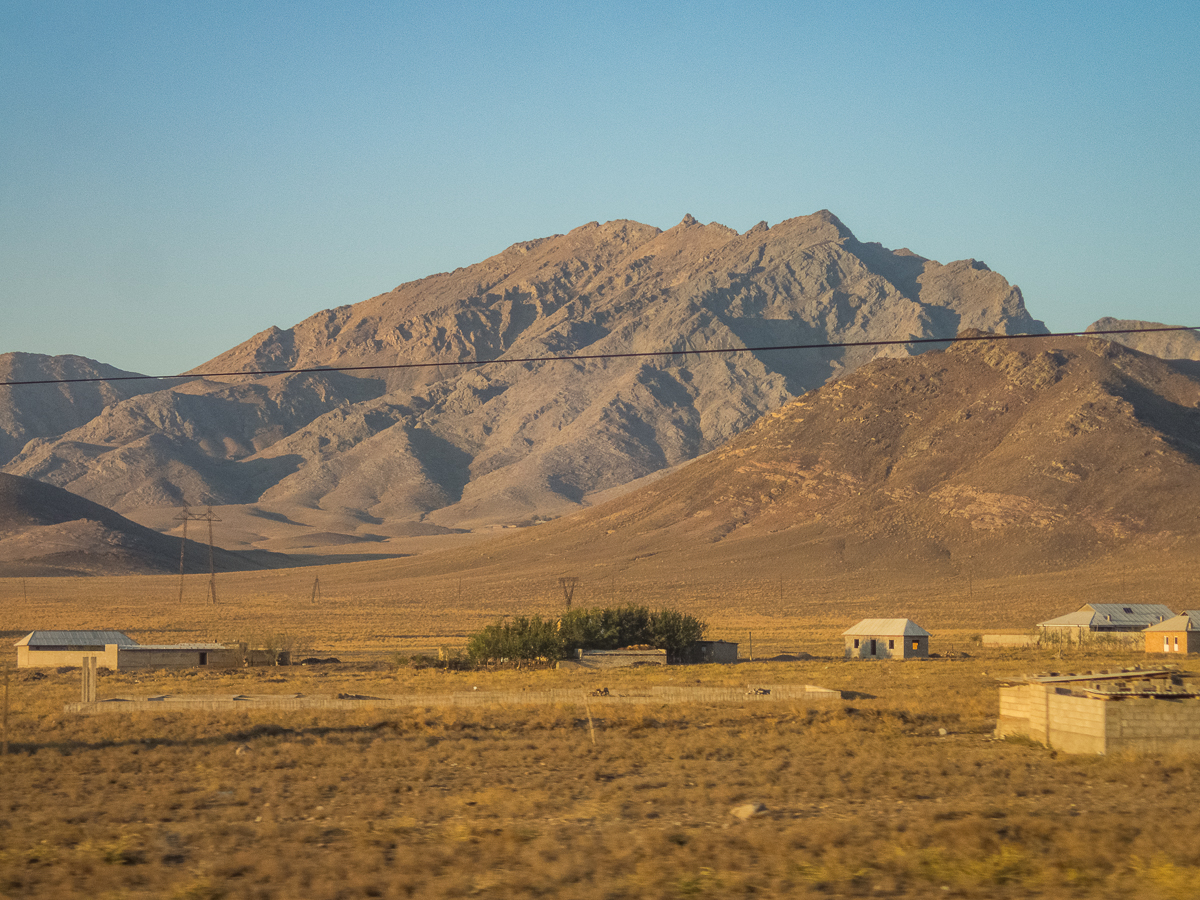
[842,618,930,637]
[15,630,138,648]
[1037,603,1176,630]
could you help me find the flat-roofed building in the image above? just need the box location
[843,619,930,659]
[1145,611,1200,656]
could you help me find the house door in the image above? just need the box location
[870,639,877,656]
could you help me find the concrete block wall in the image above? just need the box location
[996,684,1108,753]
[1044,691,1108,754]
[1107,698,1200,752]
[996,683,1047,743]
[997,683,1200,754]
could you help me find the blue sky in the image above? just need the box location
[2,1,1197,376]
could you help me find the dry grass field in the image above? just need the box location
[4,542,1200,660]
[3,551,1200,898]
[2,650,1200,899]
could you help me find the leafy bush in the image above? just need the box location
[465,605,706,665]
[466,616,562,666]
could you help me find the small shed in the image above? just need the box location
[690,640,739,664]
[843,619,930,660]
[1145,611,1200,656]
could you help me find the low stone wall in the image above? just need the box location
[983,634,1035,647]
[64,683,844,715]
[558,649,668,669]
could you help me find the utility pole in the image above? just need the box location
[559,577,579,611]
[205,507,218,605]
[175,506,222,604]
[176,506,190,604]
[2,661,9,757]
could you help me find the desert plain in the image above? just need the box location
[3,542,1200,900]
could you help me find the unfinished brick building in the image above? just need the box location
[995,668,1200,754]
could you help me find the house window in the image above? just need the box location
[853,639,860,649]
[888,639,895,650]
[199,652,208,666]
[1174,637,1179,651]
[1166,636,1171,652]
[912,640,919,650]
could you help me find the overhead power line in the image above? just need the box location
[1,325,1196,387]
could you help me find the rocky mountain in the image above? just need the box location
[0,353,161,465]
[0,473,283,576]
[442,334,1200,579]
[3,211,1048,543]
[1087,318,1200,362]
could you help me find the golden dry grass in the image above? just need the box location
[3,552,1200,898]
[3,545,1198,660]
[2,648,1200,899]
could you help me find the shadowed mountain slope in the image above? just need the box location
[391,334,1200,583]
[1087,318,1200,363]
[0,473,283,576]
[0,353,161,465]
[4,212,1048,541]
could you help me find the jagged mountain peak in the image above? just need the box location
[5,211,1053,548]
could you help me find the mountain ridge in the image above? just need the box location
[4,211,1049,544]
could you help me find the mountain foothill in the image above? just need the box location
[1,210,1197,577]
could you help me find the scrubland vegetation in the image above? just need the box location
[2,644,1200,899]
[4,557,1200,898]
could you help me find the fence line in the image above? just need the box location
[64,683,843,715]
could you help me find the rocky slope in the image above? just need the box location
[0,353,161,465]
[3,211,1048,542]
[445,334,1200,578]
[1087,318,1200,362]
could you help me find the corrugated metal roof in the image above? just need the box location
[842,618,930,637]
[14,630,138,648]
[1038,603,1176,629]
